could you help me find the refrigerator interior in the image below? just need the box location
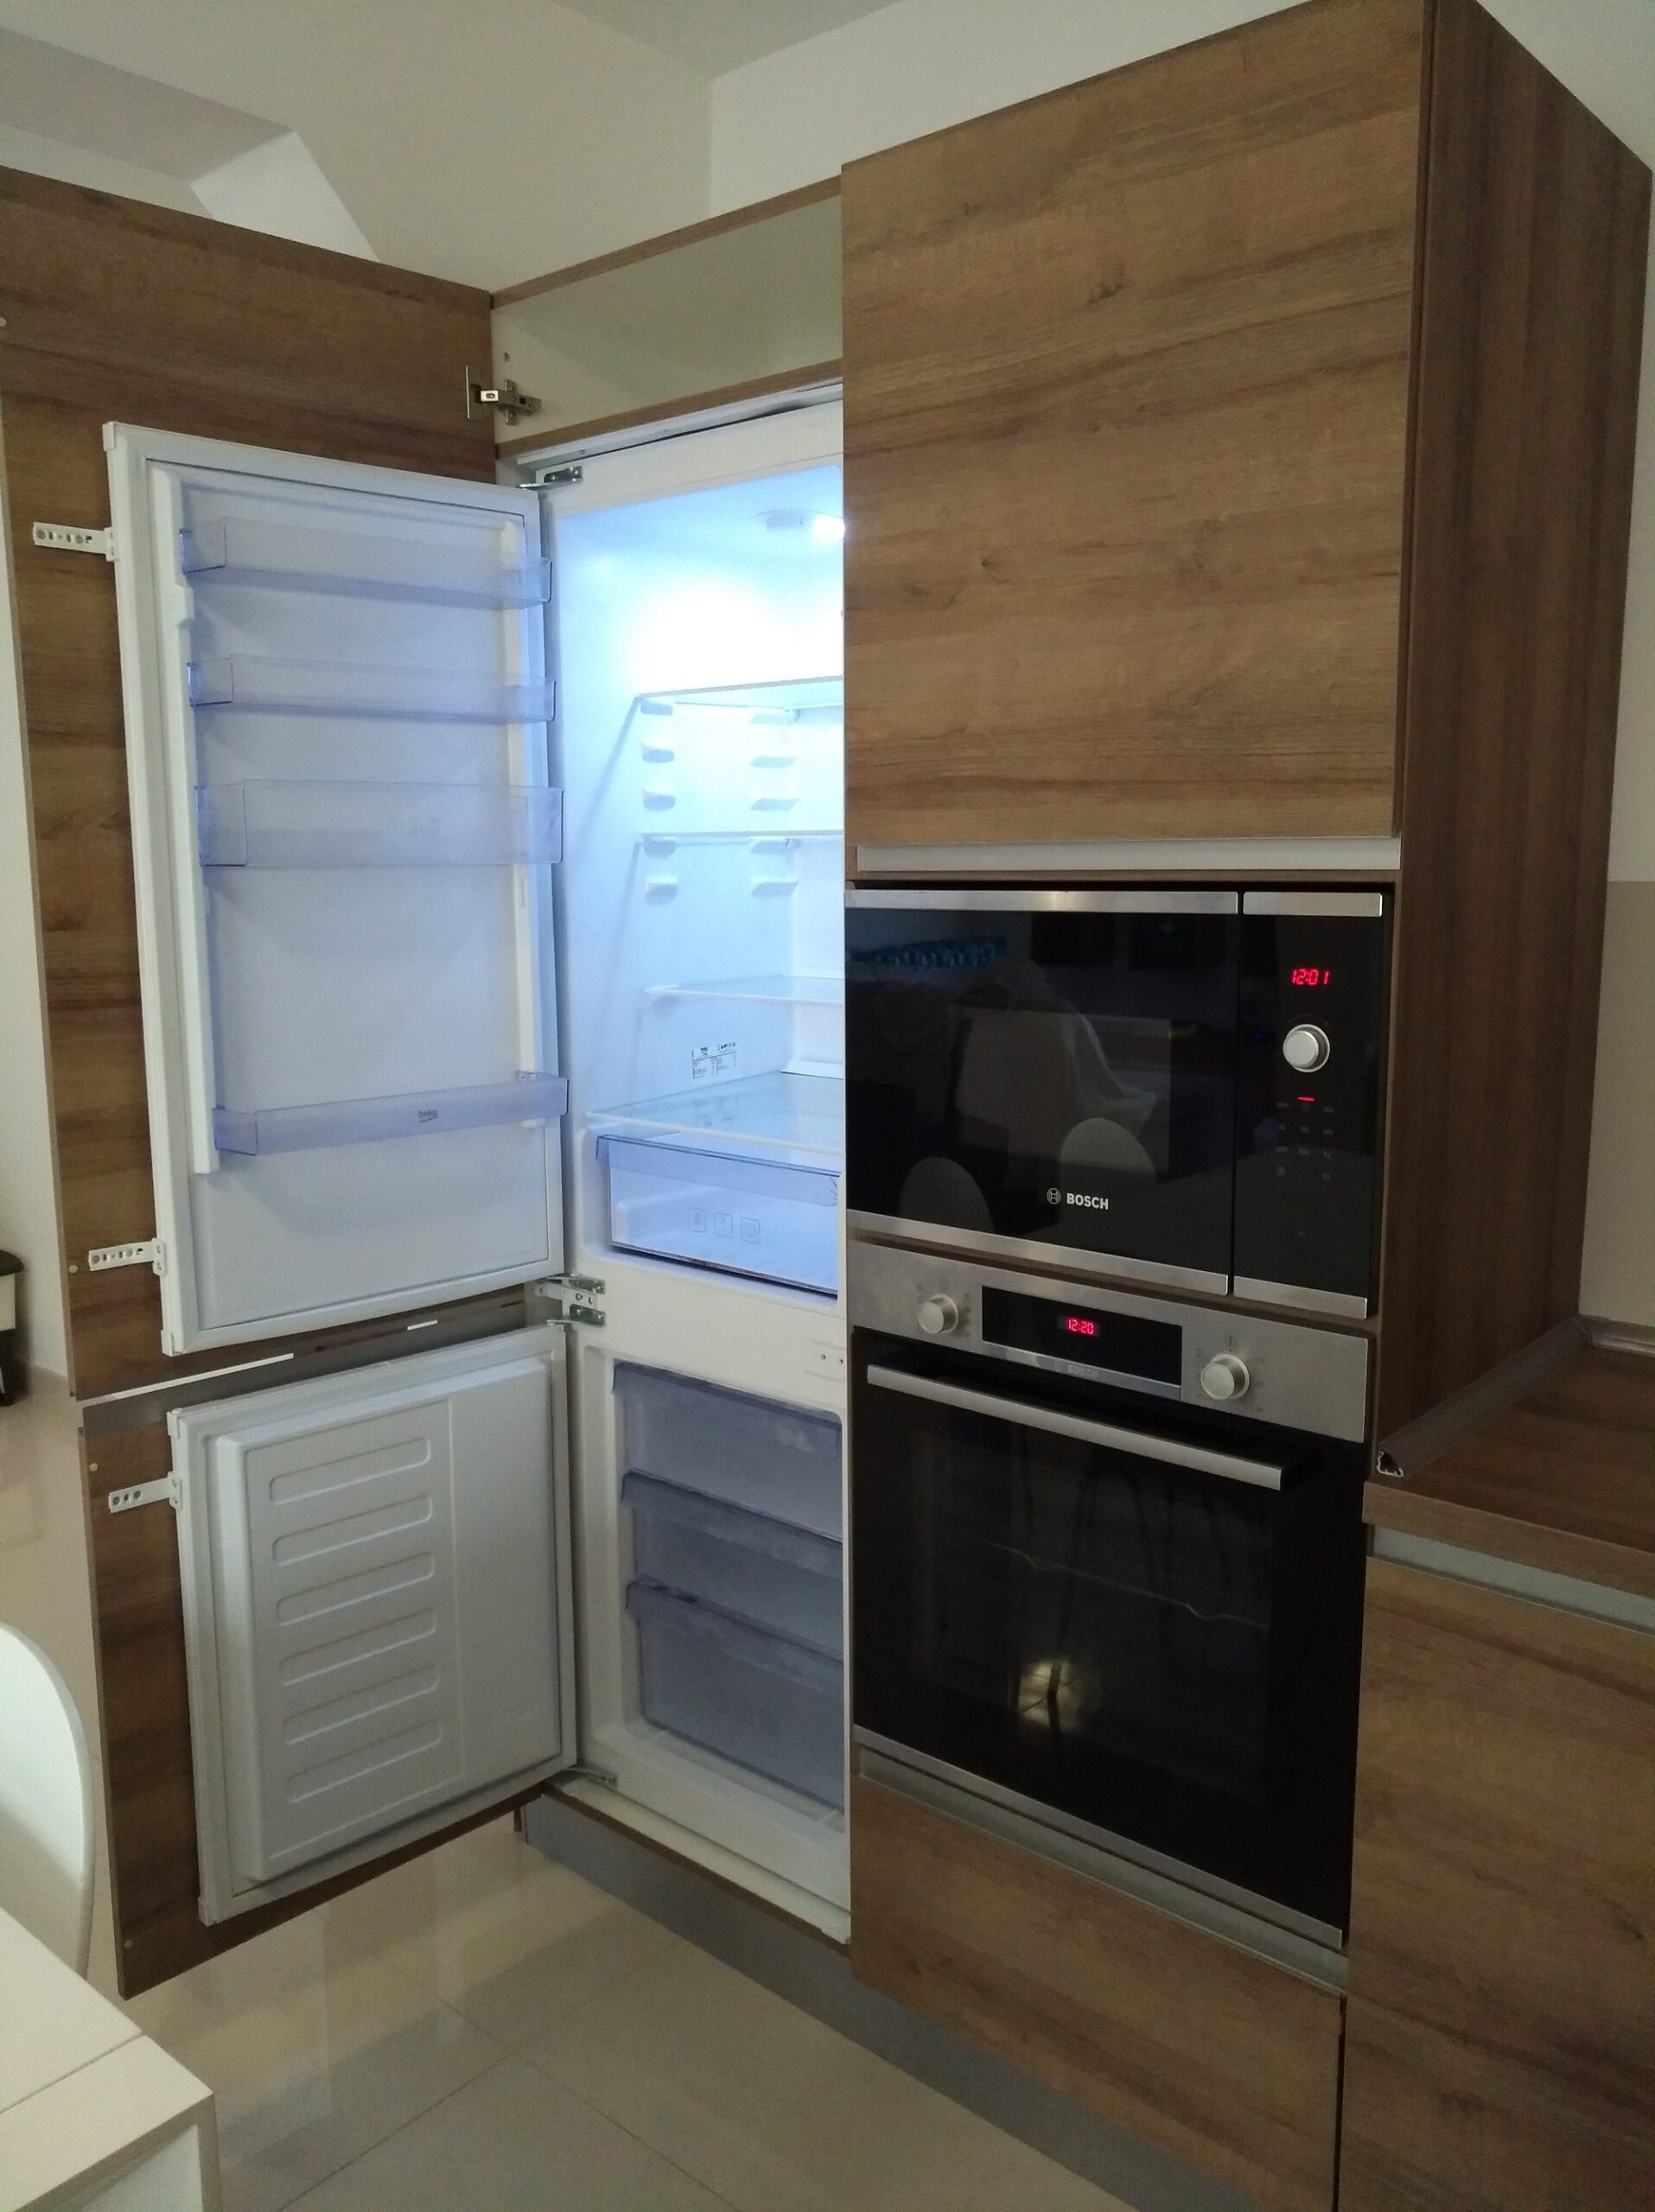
[552,416,850,1912]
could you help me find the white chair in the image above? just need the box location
[0,1625,94,1973]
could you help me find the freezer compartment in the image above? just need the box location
[623,1471,843,1656]
[602,1134,838,1294]
[616,1363,842,1539]
[626,1580,844,1808]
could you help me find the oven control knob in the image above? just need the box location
[1283,1023,1331,1073]
[916,1294,961,1338]
[1200,1352,1251,1402]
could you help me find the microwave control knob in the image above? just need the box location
[1283,1023,1331,1073]
[916,1294,961,1338]
[1200,1352,1251,1403]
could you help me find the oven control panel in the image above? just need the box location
[850,1237,1370,1443]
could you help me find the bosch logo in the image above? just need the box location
[1050,1188,1110,1211]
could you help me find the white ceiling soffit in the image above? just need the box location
[0,27,279,176]
[558,0,896,74]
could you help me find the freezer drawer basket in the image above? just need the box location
[623,1471,843,1656]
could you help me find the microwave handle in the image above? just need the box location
[863,1364,1285,1491]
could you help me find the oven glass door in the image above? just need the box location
[846,895,1239,1287]
[850,1332,1365,1930]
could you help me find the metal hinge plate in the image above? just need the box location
[466,371,541,424]
[87,1239,165,1276]
[531,463,583,489]
[535,1273,606,1328]
[33,522,114,560]
[107,1471,180,1516]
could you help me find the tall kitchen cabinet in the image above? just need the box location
[3,169,850,1992]
[841,0,1651,1433]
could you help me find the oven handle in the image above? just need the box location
[863,1365,1285,1491]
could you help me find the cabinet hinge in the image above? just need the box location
[466,371,541,425]
[535,1273,606,1328]
[86,1238,165,1277]
[107,1471,180,1516]
[32,522,114,560]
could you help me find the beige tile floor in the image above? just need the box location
[128,1818,1135,2212]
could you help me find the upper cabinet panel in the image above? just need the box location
[841,0,1426,855]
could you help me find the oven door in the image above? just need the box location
[845,890,1240,1294]
[850,1330,1365,1936]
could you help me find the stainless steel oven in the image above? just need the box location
[845,887,1388,1315]
[849,1239,1370,1950]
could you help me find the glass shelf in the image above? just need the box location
[181,517,552,607]
[197,780,563,868]
[635,676,842,723]
[646,975,843,1007]
[214,1074,568,1156]
[637,830,843,849]
[589,1071,843,1163]
[188,654,556,722]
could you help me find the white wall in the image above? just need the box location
[0,412,68,1381]
[0,0,712,289]
[0,120,206,214]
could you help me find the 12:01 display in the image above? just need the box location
[1290,967,1333,987]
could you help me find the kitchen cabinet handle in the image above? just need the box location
[863,1364,1284,1490]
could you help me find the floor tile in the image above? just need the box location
[525,1941,1130,2212]
[128,1907,502,2212]
[285,2056,735,2212]
[322,1817,680,2047]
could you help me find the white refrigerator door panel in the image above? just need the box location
[105,425,563,1354]
[175,1328,574,1921]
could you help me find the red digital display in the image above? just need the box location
[1290,967,1333,988]
[1063,1315,1098,1337]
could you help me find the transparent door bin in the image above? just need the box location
[197,780,563,868]
[623,1471,843,1656]
[616,1364,842,1540]
[181,516,552,607]
[602,1135,838,1294]
[627,1580,845,1809]
[214,1073,568,1156]
[592,1071,843,1160]
[188,654,556,723]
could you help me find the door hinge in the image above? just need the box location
[32,522,114,560]
[107,1471,180,1516]
[535,1273,606,1328]
[530,463,583,488]
[466,371,541,425]
[86,1239,166,1277]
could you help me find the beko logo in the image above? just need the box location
[1048,1186,1111,1211]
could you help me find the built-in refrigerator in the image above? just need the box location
[105,401,850,1934]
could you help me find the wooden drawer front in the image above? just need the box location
[849,1777,1342,2212]
[840,0,1424,854]
[1350,1560,1655,2133]
[1339,1998,1655,2212]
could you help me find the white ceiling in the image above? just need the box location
[558,0,895,74]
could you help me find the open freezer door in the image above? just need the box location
[106,424,566,1352]
[172,1326,576,1923]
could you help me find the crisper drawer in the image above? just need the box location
[627,1581,844,1808]
[601,1135,838,1294]
[624,1471,843,1656]
[616,1363,842,1540]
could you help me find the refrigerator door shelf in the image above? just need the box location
[197,779,563,869]
[181,514,553,607]
[188,653,556,723]
[213,1075,569,1158]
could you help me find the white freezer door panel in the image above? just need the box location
[175,1328,573,1919]
[106,424,564,1353]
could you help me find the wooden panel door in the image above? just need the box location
[1342,1560,1655,2207]
[841,0,1425,855]
[0,166,495,1398]
[850,1777,1343,2212]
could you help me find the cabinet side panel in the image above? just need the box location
[841,0,1425,853]
[0,166,494,1398]
[1377,3,1652,1432]
[849,1777,1341,2212]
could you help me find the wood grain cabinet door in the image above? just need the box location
[850,1777,1344,2212]
[841,0,1425,855]
[1342,1559,1655,2209]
